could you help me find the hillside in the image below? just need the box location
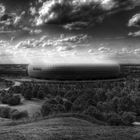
[0,116,138,140]
[1,68,140,140]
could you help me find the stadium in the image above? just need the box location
[28,63,120,80]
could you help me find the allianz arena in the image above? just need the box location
[28,63,120,80]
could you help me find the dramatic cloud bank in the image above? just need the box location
[34,0,138,30]
[0,0,139,32]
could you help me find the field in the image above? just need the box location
[0,64,140,140]
[0,116,140,140]
[11,98,45,117]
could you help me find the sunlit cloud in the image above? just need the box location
[128,30,140,37]
[34,0,138,30]
[128,13,140,27]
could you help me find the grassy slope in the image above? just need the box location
[11,98,45,117]
[0,116,138,140]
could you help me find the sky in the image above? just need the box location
[0,0,140,64]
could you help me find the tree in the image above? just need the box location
[118,96,135,112]
[37,90,45,99]
[7,95,21,106]
[41,102,52,116]
[23,89,33,100]
[63,100,72,112]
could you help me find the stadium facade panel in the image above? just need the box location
[28,63,120,80]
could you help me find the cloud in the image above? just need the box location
[15,34,89,50]
[98,46,111,53]
[0,3,35,34]
[0,10,26,32]
[29,29,42,35]
[128,30,140,37]
[0,30,17,34]
[0,4,5,14]
[57,34,89,44]
[29,7,37,16]
[34,0,138,30]
[56,45,77,52]
[128,13,140,27]
[134,48,140,54]
[0,40,10,48]
[88,49,94,53]
[0,36,140,64]
[128,13,140,37]
[63,21,89,30]
[87,46,140,63]
[88,47,136,57]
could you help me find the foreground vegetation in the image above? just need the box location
[1,77,140,139]
[1,77,140,125]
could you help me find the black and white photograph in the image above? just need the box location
[0,0,140,139]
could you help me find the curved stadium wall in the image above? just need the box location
[28,63,120,80]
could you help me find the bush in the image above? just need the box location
[107,112,123,125]
[55,95,63,104]
[55,104,65,113]
[41,102,52,116]
[83,106,104,121]
[7,95,21,106]
[63,100,72,112]
[133,132,140,140]
[37,90,45,99]
[121,112,136,125]
[10,110,28,120]
[1,94,10,104]
[23,89,32,100]
[0,106,11,118]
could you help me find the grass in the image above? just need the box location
[0,116,138,140]
[10,98,45,117]
[5,112,106,126]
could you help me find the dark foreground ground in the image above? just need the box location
[0,116,140,140]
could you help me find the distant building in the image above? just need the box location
[28,63,120,80]
[120,64,140,76]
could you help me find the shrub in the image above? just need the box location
[41,102,52,116]
[84,106,99,117]
[47,98,58,105]
[0,106,11,118]
[37,90,45,99]
[32,86,39,98]
[55,104,65,113]
[83,106,104,121]
[63,100,72,112]
[97,101,113,113]
[7,95,21,106]
[107,112,123,125]
[10,110,28,120]
[121,112,136,125]
[1,94,10,104]
[133,132,140,140]
[23,89,32,100]
[55,95,63,104]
